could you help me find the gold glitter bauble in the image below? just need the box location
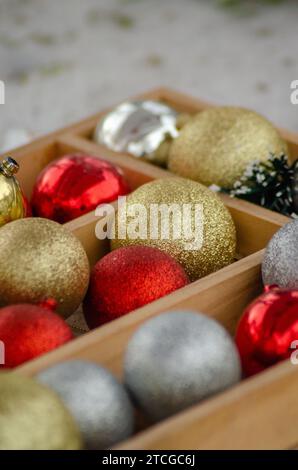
[0,372,82,450]
[111,178,236,281]
[0,218,90,318]
[168,107,288,189]
[0,157,26,227]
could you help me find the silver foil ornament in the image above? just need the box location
[124,311,241,422]
[37,360,134,450]
[94,100,179,162]
[262,218,298,289]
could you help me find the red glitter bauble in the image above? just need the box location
[236,285,298,377]
[83,246,189,329]
[0,302,73,368]
[31,153,130,223]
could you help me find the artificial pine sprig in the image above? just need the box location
[223,154,298,217]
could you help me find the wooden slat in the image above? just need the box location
[116,359,298,450]
[219,194,290,256]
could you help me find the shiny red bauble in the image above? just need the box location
[31,153,130,223]
[236,285,298,377]
[83,246,190,329]
[0,302,73,368]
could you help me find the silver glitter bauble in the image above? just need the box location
[124,311,241,422]
[37,360,134,450]
[262,219,298,289]
[292,161,298,214]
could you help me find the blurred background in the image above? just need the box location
[0,0,297,151]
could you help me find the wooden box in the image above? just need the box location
[5,88,298,449]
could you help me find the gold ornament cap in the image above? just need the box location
[0,156,25,227]
[0,156,19,177]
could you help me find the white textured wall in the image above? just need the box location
[0,0,297,148]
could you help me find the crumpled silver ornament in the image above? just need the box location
[94,100,179,164]
[37,360,134,450]
[124,311,241,422]
[262,218,298,289]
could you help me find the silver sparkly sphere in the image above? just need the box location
[262,219,298,289]
[37,360,134,450]
[292,161,298,214]
[124,311,241,422]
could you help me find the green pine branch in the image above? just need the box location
[222,154,298,217]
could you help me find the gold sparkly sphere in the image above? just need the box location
[0,372,82,450]
[111,178,236,281]
[0,157,26,227]
[168,107,288,189]
[0,218,90,318]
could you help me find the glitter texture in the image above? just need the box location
[168,107,288,189]
[293,162,298,213]
[0,304,73,368]
[124,311,241,422]
[37,360,135,450]
[0,372,82,450]
[111,178,236,281]
[83,245,189,328]
[0,218,90,318]
[262,219,298,289]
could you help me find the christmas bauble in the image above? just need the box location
[94,100,179,166]
[0,372,82,450]
[124,311,241,421]
[83,246,189,328]
[292,160,298,214]
[0,156,26,227]
[31,153,130,223]
[168,107,288,189]
[0,218,90,318]
[37,360,134,450]
[236,286,298,377]
[0,302,73,368]
[111,178,236,281]
[262,219,298,289]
